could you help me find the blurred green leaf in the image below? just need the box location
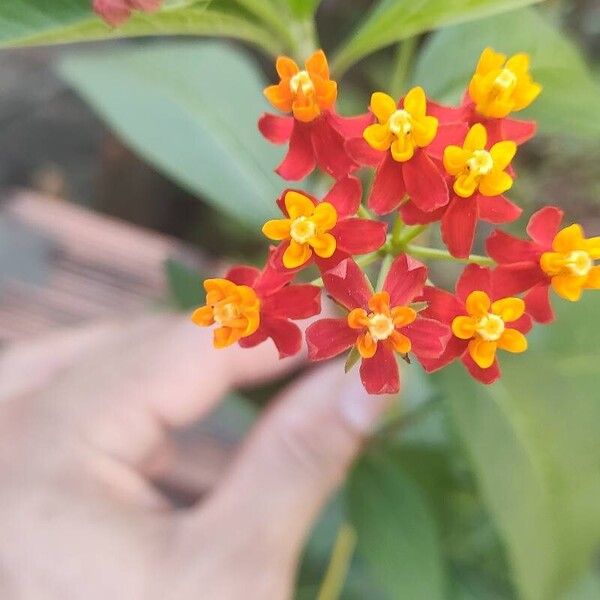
[0,1,286,55]
[437,294,600,600]
[347,450,446,600]
[331,0,542,77]
[165,258,202,310]
[287,0,320,18]
[412,7,600,138]
[59,42,284,228]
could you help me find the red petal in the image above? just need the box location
[311,117,358,179]
[238,324,269,349]
[427,123,469,160]
[419,286,464,324]
[333,218,387,255]
[403,150,449,212]
[266,317,303,358]
[462,353,501,385]
[225,265,260,287]
[477,194,522,224]
[306,318,357,360]
[368,154,406,215]
[258,113,294,144]
[493,263,545,296]
[345,137,384,167]
[326,110,373,138]
[256,244,303,288]
[360,344,400,395]
[383,254,427,306]
[322,258,372,310]
[404,317,451,359]
[276,122,316,180]
[511,313,533,335]
[441,195,478,258]
[427,100,467,123]
[323,176,362,218]
[500,117,537,145]
[262,284,321,319]
[93,0,131,25]
[399,200,444,225]
[526,206,564,249]
[456,264,492,301]
[485,230,539,264]
[524,282,554,324]
[420,336,467,373]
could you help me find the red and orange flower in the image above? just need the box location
[487,207,600,322]
[306,256,450,394]
[192,254,320,358]
[262,177,387,271]
[418,265,532,384]
[259,50,370,180]
[346,87,466,215]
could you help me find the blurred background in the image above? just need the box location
[0,0,600,598]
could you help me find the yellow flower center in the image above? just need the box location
[493,68,517,92]
[289,70,314,96]
[467,149,494,176]
[388,109,412,136]
[475,313,505,342]
[212,301,239,326]
[289,215,318,244]
[367,313,395,341]
[564,250,592,277]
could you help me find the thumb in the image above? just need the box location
[192,361,392,564]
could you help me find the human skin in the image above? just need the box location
[0,314,390,599]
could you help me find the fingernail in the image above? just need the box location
[337,370,394,435]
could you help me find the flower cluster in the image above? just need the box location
[93,0,162,26]
[192,47,598,394]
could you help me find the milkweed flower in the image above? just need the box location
[487,207,600,323]
[262,176,387,270]
[418,265,532,384]
[191,255,321,358]
[259,50,370,180]
[461,47,542,145]
[305,256,450,394]
[346,87,466,215]
[399,123,521,258]
[93,0,162,26]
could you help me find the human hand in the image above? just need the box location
[0,314,391,599]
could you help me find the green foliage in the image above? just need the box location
[59,43,283,229]
[287,0,321,18]
[331,0,543,76]
[165,258,202,310]
[413,7,600,138]
[347,449,446,600]
[436,294,600,600]
[0,1,286,56]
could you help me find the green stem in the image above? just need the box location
[316,523,357,600]
[406,244,495,266]
[309,251,381,287]
[396,224,428,249]
[289,17,319,62]
[390,36,418,98]
[233,0,297,53]
[376,253,393,290]
[390,215,405,247]
[357,204,373,219]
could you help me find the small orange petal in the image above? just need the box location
[368,291,391,315]
[389,330,411,354]
[468,338,497,369]
[465,290,491,317]
[348,308,368,329]
[357,331,377,358]
[191,305,214,327]
[391,306,417,327]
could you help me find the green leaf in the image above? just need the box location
[165,258,203,310]
[58,42,284,228]
[287,0,320,18]
[0,2,285,56]
[331,0,543,77]
[412,7,600,138]
[437,294,600,600]
[344,346,361,373]
[347,450,445,600]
